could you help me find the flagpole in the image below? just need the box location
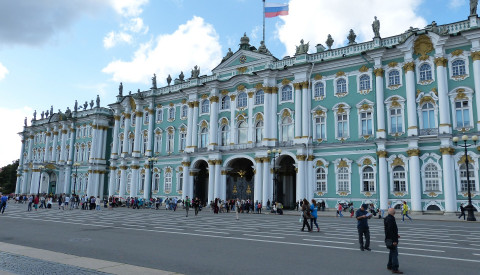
[263,0,265,42]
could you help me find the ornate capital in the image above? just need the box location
[296,155,307,161]
[439,147,455,155]
[402,62,415,72]
[407,149,420,157]
[214,159,222,165]
[119,165,128,170]
[301,81,309,89]
[373,68,384,77]
[247,92,254,98]
[182,161,191,166]
[254,157,263,163]
[376,150,388,158]
[135,111,143,116]
[207,160,215,165]
[114,115,121,121]
[188,102,195,108]
[307,155,315,161]
[434,57,448,67]
[124,113,131,119]
[209,96,219,103]
[472,51,480,61]
[193,101,199,107]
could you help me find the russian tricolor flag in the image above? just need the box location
[265,2,289,18]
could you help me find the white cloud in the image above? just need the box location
[0,62,8,80]
[450,0,466,9]
[109,0,149,17]
[0,107,32,167]
[122,17,149,34]
[276,0,427,56]
[103,31,133,49]
[102,16,222,85]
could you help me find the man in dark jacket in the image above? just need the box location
[385,208,402,274]
[355,204,372,251]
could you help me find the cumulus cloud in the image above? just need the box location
[449,0,466,8]
[276,0,427,56]
[122,18,149,34]
[103,31,133,49]
[0,62,8,80]
[0,107,32,166]
[102,16,222,85]
[0,0,104,46]
[109,0,149,17]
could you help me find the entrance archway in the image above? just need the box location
[48,173,57,195]
[275,155,296,209]
[226,158,254,201]
[193,160,208,204]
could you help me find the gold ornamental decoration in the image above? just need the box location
[237,67,248,74]
[359,65,369,73]
[403,62,415,72]
[221,89,229,95]
[255,83,263,90]
[471,51,480,61]
[419,96,435,106]
[413,34,433,60]
[455,90,468,101]
[373,68,384,77]
[237,84,246,91]
[458,155,475,165]
[316,160,324,167]
[338,160,348,168]
[407,149,420,157]
[360,103,371,110]
[336,71,346,77]
[394,192,405,197]
[391,157,405,167]
[296,155,307,161]
[376,151,387,158]
[363,158,372,166]
[281,109,291,118]
[451,49,464,56]
[434,57,448,67]
[439,147,455,155]
[314,74,323,80]
[337,104,345,114]
[427,192,438,198]
[293,83,302,90]
[388,62,398,68]
[281,78,291,85]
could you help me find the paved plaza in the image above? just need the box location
[0,203,479,274]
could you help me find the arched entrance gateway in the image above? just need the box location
[192,160,208,204]
[226,158,255,201]
[275,155,296,209]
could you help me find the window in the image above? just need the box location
[455,100,471,128]
[119,134,124,154]
[221,125,230,146]
[221,96,230,110]
[337,114,348,138]
[390,108,403,133]
[128,135,134,154]
[131,113,136,126]
[314,116,326,140]
[419,64,432,81]
[337,167,350,192]
[237,121,248,144]
[316,167,327,192]
[393,166,406,192]
[144,112,149,124]
[452,59,466,76]
[115,171,121,193]
[153,173,160,193]
[255,120,264,143]
[281,85,293,101]
[200,127,209,148]
[362,166,375,192]
[167,131,174,153]
[179,132,186,151]
[255,90,264,105]
[388,70,400,86]
[121,116,125,128]
[126,173,132,193]
[421,103,435,129]
[201,100,210,114]
[281,116,294,141]
[359,75,370,90]
[360,111,373,136]
[142,134,148,155]
[424,163,440,191]
[156,109,163,122]
[139,173,145,192]
[154,132,162,154]
[178,173,183,192]
[168,107,175,120]
[164,172,172,193]
[460,163,475,192]
[181,105,188,118]
[237,92,247,108]
[314,82,325,98]
[336,79,347,94]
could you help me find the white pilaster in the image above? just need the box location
[294,83,302,140]
[435,57,451,134]
[441,140,457,213]
[207,160,215,203]
[262,158,270,205]
[147,104,155,157]
[144,165,151,200]
[307,155,314,201]
[374,68,386,139]
[229,97,235,144]
[404,62,418,136]
[119,161,127,198]
[186,102,194,151]
[132,107,143,158]
[130,165,139,196]
[270,88,278,146]
[221,170,227,200]
[108,162,117,197]
[247,92,254,143]
[407,141,422,212]
[296,157,305,202]
[112,111,121,159]
[59,128,67,163]
[214,160,221,199]
[182,161,190,200]
[472,56,480,129]
[377,145,389,210]
[51,127,59,162]
[121,111,131,157]
[301,83,310,138]
[191,102,199,148]
[64,166,71,194]
[209,95,219,149]
[254,158,263,203]
[263,90,272,142]
[43,130,50,162]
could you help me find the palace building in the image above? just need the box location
[15,11,480,213]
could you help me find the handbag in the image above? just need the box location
[385,239,394,249]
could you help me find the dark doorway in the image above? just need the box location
[275,155,296,209]
[226,158,254,201]
[193,160,208,204]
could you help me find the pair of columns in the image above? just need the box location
[293,82,311,141]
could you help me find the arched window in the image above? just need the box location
[164,171,172,193]
[179,131,186,151]
[424,163,439,191]
[221,96,230,110]
[455,100,471,128]
[337,167,350,192]
[314,82,325,97]
[452,59,466,76]
[201,100,210,113]
[168,107,175,120]
[281,85,293,101]
[314,115,326,140]
[255,120,264,143]
[362,166,375,192]
[139,173,145,192]
[388,70,400,86]
[316,167,326,192]
[336,79,347,94]
[181,105,188,118]
[177,173,183,192]
[142,134,148,155]
[118,134,124,154]
[153,173,160,193]
[154,132,162,154]
[200,127,209,148]
[237,92,247,108]
[359,75,370,90]
[255,90,264,105]
[281,116,294,142]
[144,112,149,124]
[337,113,348,138]
[360,111,373,136]
[156,109,163,122]
[131,113,136,126]
[390,108,403,133]
[128,134,134,154]
[393,166,406,192]
[126,173,132,193]
[421,103,435,129]
[460,163,475,192]
[167,131,174,153]
[220,125,230,146]
[237,121,248,144]
[121,116,126,128]
[419,64,432,81]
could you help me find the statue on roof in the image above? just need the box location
[119,82,123,96]
[257,41,271,55]
[326,35,334,50]
[137,88,140,93]
[167,74,172,85]
[471,0,478,16]
[33,110,37,120]
[295,39,309,55]
[191,66,200,78]
[347,29,357,45]
[90,100,94,109]
[96,95,100,108]
[151,73,157,89]
[372,16,381,38]
[83,101,88,110]
[222,48,234,62]
[65,107,71,118]
[24,117,27,127]
[179,71,185,82]
[50,106,54,117]
[45,110,49,118]
[41,111,44,119]
[74,100,78,112]
[239,32,251,50]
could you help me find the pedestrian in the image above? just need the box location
[64,195,70,210]
[355,204,372,251]
[310,199,319,232]
[27,195,33,211]
[266,199,270,210]
[0,194,8,214]
[185,196,191,217]
[385,208,402,274]
[337,203,343,217]
[194,197,200,216]
[258,202,262,214]
[350,207,355,218]
[401,201,412,221]
[235,198,241,220]
[301,199,312,232]
[458,203,466,220]
[33,195,39,211]
[96,197,101,210]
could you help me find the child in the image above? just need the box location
[350,207,355,218]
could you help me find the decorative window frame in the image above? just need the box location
[314,158,329,195]
[143,111,150,125]
[280,84,294,103]
[168,106,176,122]
[236,115,248,144]
[152,170,161,194]
[141,130,148,155]
[357,72,373,95]
[163,167,173,194]
[449,87,474,131]
[311,106,328,142]
[166,126,175,154]
[181,105,188,120]
[198,120,209,148]
[415,58,435,85]
[156,108,163,123]
[387,154,409,196]
[334,76,348,98]
[254,90,265,105]
[356,99,375,140]
[153,128,162,154]
[453,151,480,195]
[416,91,439,132]
[356,156,377,196]
[218,118,230,146]
[312,80,326,100]
[175,166,184,194]
[178,125,187,152]
[236,92,248,109]
[278,108,294,142]
[200,99,210,114]
[139,169,146,194]
[220,95,231,111]
[126,172,132,194]
[254,113,264,143]
[448,50,470,81]
[385,66,403,91]
[419,153,443,196]
[385,95,406,136]
[333,158,352,196]
[332,102,351,141]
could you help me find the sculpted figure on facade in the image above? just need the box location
[257,41,271,55]
[90,100,94,109]
[191,66,200,78]
[33,110,37,120]
[96,95,100,108]
[222,48,233,62]
[372,16,380,38]
[151,73,157,89]
[41,111,44,119]
[167,74,172,86]
[179,71,185,82]
[326,34,334,50]
[347,29,357,45]
[24,117,27,126]
[295,39,309,55]
[118,82,123,96]
[50,106,53,117]
[471,0,478,15]
[74,100,78,112]
[83,101,88,110]
[45,110,49,118]
[65,107,71,118]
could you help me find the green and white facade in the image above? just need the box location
[16,14,480,213]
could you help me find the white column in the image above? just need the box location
[214,160,221,199]
[122,112,131,157]
[262,158,270,205]
[270,88,278,145]
[472,53,480,129]
[435,57,451,134]
[144,165,151,200]
[191,102,199,148]
[64,166,71,194]
[130,165,139,196]
[59,128,67,163]
[404,62,418,136]
[307,155,314,201]
[378,150,389,210]
[441,144,457,213]
[302,82,310,138]
[22,170,30,194]
[408,146,422,212]
[132,108,143,158]
[182,161,190,199]
[186,102,194,150]
[16,139,26,194]
[296,156,305,202]
[209,96,219,147]
[112,112,121,159]
[119,162,127,198]
[247,92,254,143]
[221,170,227,200]
[374,68,386,139]
[207,160,215,203]
[263,89,271,141]
[30,170,40,194]
[108,163,117,197]
[43,130,50,162]
[68,127,75,163]
[254,158,263,203]
[147,105,155,156]
[229,96,236,144]
[51,127,59,162]
[294,83,302,139]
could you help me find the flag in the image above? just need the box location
[265,2,289,18]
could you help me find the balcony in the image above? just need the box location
[419,128,438,136]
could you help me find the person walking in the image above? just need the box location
[401,201,412,221]
[96,197,102,210]
[337,203,343,217]
[310,199,319,232]
[0,194,8,214]
[301,199,312,232]
[458,204,466,220]
[185,196,191,217]
[27,195,33,211]
[33,195,39,211]
[194,197,200,216]
[235,198,241,220]
[385,208,402,274]
[355,204,372,251]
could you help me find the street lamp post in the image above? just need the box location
[453,135,478,221]
[37,165,45,196]
[72,162,81,196]
[267,149,282,204]
[147,157,158,199]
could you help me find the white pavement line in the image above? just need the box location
[194,230,229,234]
[473,253,480,256]
[121,224,146,228]
[377,245,444,253]
[399,239,458,245]
[153,227,184,231]
[243,234,285,239]
[398,242,480,251]
[303,239,354,245]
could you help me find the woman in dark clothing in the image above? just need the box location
[301,199,312,232]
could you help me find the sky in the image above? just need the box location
[0,0,474,167]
